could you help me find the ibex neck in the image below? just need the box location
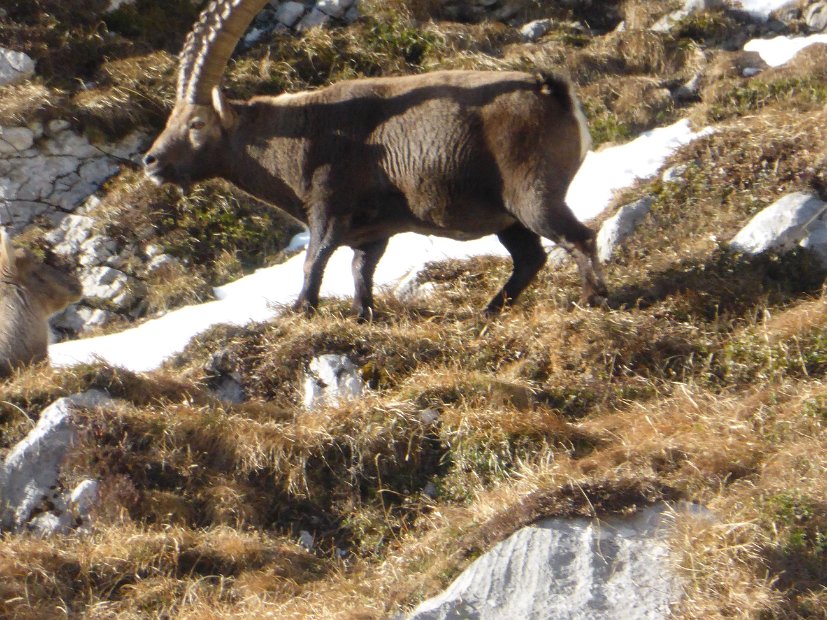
[223,101,309,224]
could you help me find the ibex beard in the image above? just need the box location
[144,0,607,319]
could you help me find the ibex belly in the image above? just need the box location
[371,103,515,239]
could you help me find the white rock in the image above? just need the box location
[79,235,118,267]
[298,8,331,31]
[317,0,355,18]
[0,126,35,153]
[0,48,35,86]
[146,253,181,275]
[662,164,688,183]
[107,0,135,11]
[51,304,109,333]
[420,408,440,425]
[730,192,827,254]
[69,479,99,518]
[519,19,554,41]
[408,504,686,620]
[298,529,315,551]
[81,266,144,310]
[29,512,73,537]
[394,270,439,304]
[596,196,654,262]
[275,1,307,26]
[48,214,97,255]
[44,129,98,159]
[806,1,827,32]
[303,354,364,409]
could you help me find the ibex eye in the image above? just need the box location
[190,120,206,130]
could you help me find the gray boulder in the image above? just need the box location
[275,1,307,27]
[730,192,827,254]
[806,1,827,32]
[298,8,331,31]
[408,504,691,620]
[519,18,554,41]
[0,48,35,86]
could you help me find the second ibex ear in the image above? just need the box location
[212,87,237,131]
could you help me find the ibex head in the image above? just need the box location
[143,0,269,189]
[1,230,82,316]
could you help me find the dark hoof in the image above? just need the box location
[582,292,608,308]
[291,299,317,317]
[352,305,376,323]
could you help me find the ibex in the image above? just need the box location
[0,229,82,377]
[144,0,607,318]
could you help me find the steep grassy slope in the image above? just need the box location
[1,0,826,618]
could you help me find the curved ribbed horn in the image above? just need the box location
[177,0,270,104]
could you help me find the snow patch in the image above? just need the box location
[744,33,827,67]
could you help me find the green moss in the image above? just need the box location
[583,99,633,146]
[156,182,303,279]
[671,10,741,46]
[709,76,827,121]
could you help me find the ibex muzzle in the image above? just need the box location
[145,0,607,318]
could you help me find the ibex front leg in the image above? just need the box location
[293,211,342,314]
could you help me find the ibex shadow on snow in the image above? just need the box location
[144,0,607,318]
[0,229,82,377]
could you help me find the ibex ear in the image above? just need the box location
[0,229,17,277]
[212,87,237,131]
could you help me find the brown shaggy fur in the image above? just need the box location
[0,230,82,377]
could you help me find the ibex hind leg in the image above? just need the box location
[520,202,607,306]
[486,223,547,315]
[351,237,388,321]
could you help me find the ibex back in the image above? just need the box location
[0,230,82,377]
[145,0,607,318]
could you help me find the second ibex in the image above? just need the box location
[144,0,607,318]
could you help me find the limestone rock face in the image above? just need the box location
[408,505,689,620]
[0,127,145,232]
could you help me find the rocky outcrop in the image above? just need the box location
[243,0,360,45]
[0,390,109,535]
